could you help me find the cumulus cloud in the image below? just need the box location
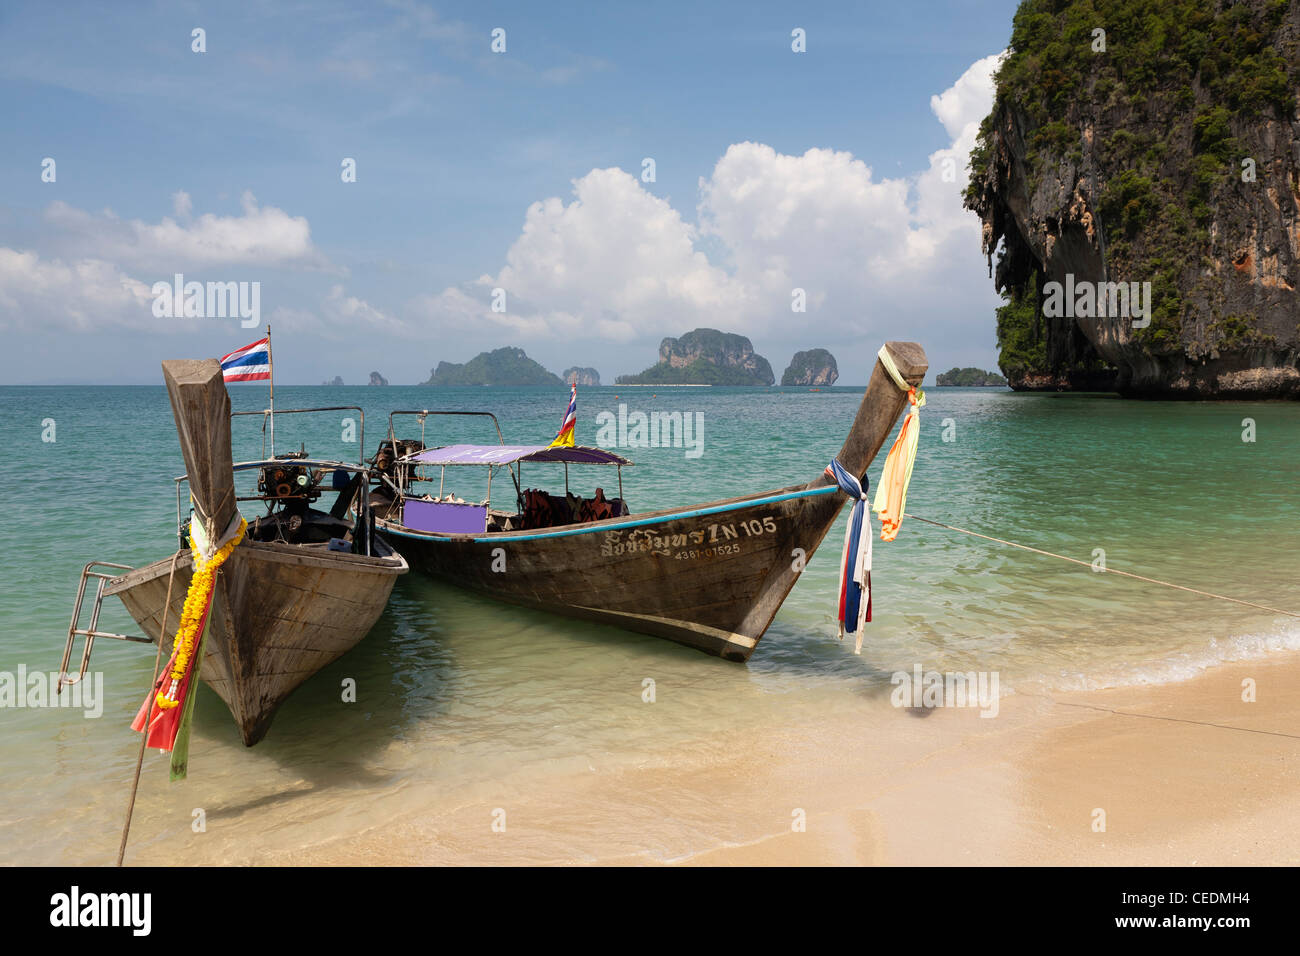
[0,248,156,332]
[416,167,742,341]
[417,53,1003,349]
[930,52,1004,141]
[42,191,332,272]
[0,190,353,336]
[322,284,408,335]
[1,55,1005,368]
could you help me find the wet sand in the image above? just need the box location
[274,651,1300,866]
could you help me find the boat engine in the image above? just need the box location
[371,439,424,495]
[258,463,322,503]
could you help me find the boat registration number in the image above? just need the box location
[599,517,778,559]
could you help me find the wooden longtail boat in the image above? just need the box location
[370,341,926,661]
[60,359,407,746]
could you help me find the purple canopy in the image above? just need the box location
[402,443,632,466]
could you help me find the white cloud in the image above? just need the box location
[930,52,1004,141]
[416,167,741,341]
[322,284,408,335]
[0,55,1006,374]
[42,191,332,272]
[416,53,1004,351]
[0,248,156,332]
[0,191,350,335]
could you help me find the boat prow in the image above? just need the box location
[106,541,406,746]
[62,357,408,747]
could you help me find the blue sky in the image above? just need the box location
[0,0,1020,384]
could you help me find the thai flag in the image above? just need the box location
[549,382,577,447]
[220,337,271,382]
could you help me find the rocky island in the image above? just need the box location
[563,367,601,386]
[965,0,1300,398]
[368,371,388,386]
[322,376,344,386]
[616,328,775,385]
[781,349,839,386]
[935,367,1008,386]
[423,346,563,386]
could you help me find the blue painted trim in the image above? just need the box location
[383,483,840,544]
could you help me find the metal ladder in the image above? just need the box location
[58,562,152,695]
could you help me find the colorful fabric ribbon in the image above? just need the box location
[131,515,245,755]
[822,347,925,653]
[825,458,872,654]
[872,345,924,542]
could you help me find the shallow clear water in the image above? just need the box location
[1,383,1297,863]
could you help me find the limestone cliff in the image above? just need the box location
[966,0,1300,398]
[781,349,840,386]
[563,366,601,386]
[618,329,776,385]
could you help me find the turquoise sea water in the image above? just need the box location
[2,383,1297,863]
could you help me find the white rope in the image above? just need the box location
[904,512,1300,620]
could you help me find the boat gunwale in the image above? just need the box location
[103,538,408,595]
[377,481,842,544]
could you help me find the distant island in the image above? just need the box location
[423,346,563,386]
[617,328,775,385]
[781,349,839,386]
[563,366,601,386]
[322,376,344,386]
[935,367,1008,387]
[368,371,388,386]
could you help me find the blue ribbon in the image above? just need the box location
[826,459,869,633]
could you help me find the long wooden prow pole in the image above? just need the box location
[822,340,928,484]
[161,358,238,545]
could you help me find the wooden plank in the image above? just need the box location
[162,358,237,542]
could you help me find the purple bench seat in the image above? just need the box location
[403,498,488,534]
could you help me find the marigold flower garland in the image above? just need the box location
[155,517,247,710]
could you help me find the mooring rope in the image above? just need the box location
[903,513,1300,620]
[117,550,182,867]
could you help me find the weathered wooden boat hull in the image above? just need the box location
[381,483,843,661]
[379,341,928,661]
[106,541,405,746]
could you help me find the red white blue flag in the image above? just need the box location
[220,337,271,382]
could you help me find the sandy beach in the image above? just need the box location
[264,649,1300,867]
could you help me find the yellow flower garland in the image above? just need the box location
[155,517,247,711]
